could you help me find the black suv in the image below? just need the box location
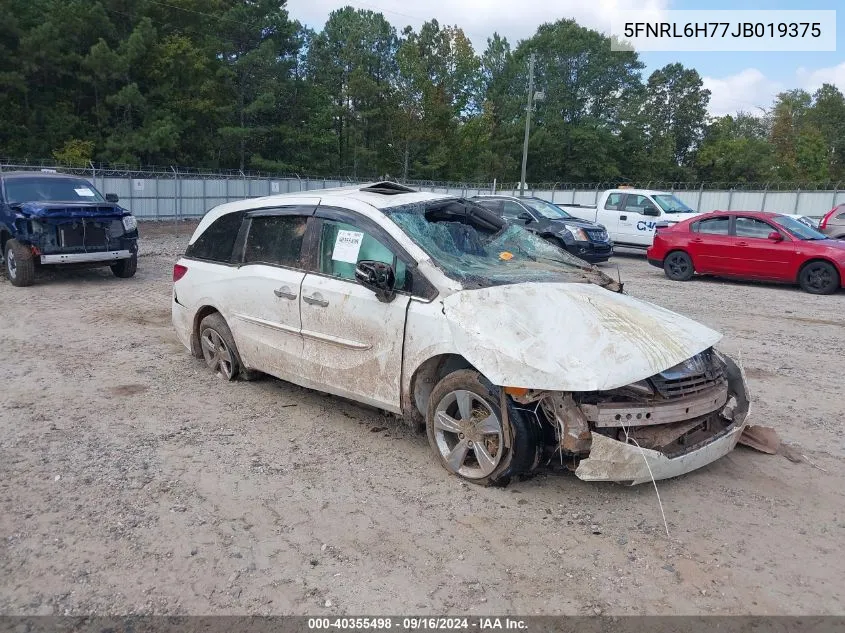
[0,171,139,286]
[471,195,613,263]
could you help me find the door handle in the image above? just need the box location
[620,215,627,221]
[303,293,329,307]
[692,238,703,243]
[273,286,297,300]
[737,241,749,247]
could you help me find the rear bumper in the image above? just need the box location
[647,257,663,269]
[40,250,132,264]
[171,296,193,353]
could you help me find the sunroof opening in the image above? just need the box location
[359,181,417,195]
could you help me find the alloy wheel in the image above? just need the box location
[433,390,504,479]
[200,328,235,379]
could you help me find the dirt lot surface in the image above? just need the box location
[2,223,844,616]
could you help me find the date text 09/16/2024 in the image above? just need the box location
[307,618,529,631]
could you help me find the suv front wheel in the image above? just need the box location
[4,239,35,287]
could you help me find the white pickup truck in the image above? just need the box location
[558,188,699,248]
[558,188,820,249]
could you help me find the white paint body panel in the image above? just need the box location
[226,265,305,377]
[296,273,411,413]
[441,282,721,392]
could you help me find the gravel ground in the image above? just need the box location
[1,223,844,616]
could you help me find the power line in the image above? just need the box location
[142,0,260,27]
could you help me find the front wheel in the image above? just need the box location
[426,369,540,486]
[799,261,840,295]
[4,239,35,287]
[111,254,137,278]
[663,250,694,281]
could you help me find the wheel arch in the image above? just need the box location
[191,304,223,358]
[665,247,691,259]
[402,353,481,425]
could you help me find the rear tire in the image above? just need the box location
[426,369,540,486]
[111,254,137,278]
[663,250,694,281]
[4,239,35,287]
[798,260,840,295]
[198,313,249,381]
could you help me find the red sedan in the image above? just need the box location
[647,211,845,294]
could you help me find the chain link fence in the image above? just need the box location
[2,160,843,220]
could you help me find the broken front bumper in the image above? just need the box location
[574,422,745,485]
[571,350,750,485]
[40,250,132,264]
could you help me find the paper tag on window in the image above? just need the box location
[332,230,364,263]
[75,187,95,197]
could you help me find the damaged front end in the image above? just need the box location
[514,348,750,485]
[11,203,138,264]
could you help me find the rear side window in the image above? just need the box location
[695,217,730,235]
[475,199,504,215]
[185,211,245,262]
[605,193,624,210]
[243,216,307,267]
[501,201,526,219]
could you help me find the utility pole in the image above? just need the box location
[520,54,536,197]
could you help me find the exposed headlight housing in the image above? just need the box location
[562,225,588,241]
[122,214,137,232]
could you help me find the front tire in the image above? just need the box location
[198,313,248,381]
[111,254,138,278]
[798,260,840,295]
[4,239,35,287]
[663,250,694,281]
[426,369,540,486]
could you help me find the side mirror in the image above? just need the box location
[768,231,783,242]
[355,260,396,303]
[642,206,660,217]
[105,193,119,203]
[516,211,533,222]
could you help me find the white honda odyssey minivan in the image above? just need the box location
[172,182,749,486]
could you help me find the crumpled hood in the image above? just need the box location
[442,282,722,392]
[12,201,126,219]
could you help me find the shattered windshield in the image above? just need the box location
[383,198,620,290]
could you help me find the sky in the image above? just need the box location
[285,0,844,117]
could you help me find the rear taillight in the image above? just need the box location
[173,263,188,282]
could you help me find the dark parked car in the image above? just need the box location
[471,195,613,263]
[0,171,139,286]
